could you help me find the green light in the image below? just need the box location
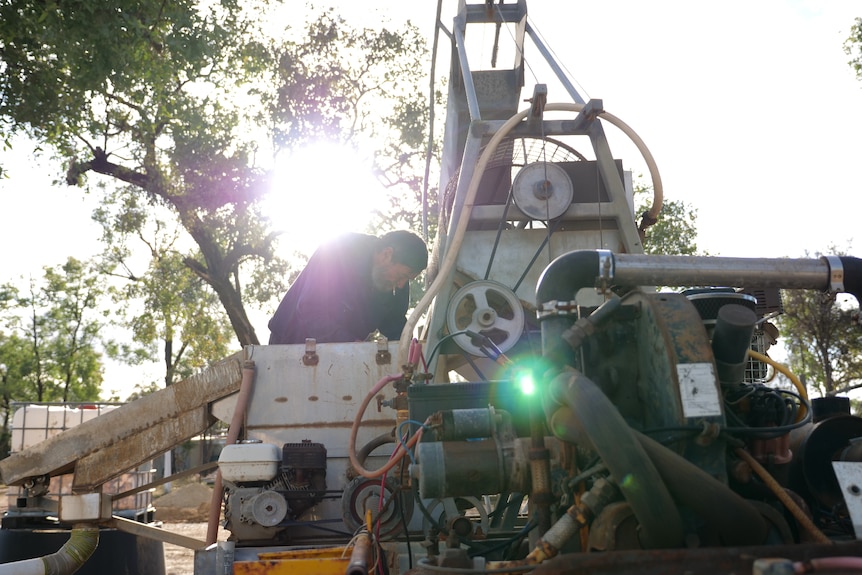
[516,371,536,395]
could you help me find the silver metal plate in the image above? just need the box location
[832,461,862,539]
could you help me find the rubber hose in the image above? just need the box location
[0,525,99,575]
[634,431,768,546]
[549,369,684,548]
[357,431,396,466]
[551,406,770,547]
[207,359,256,545]
[840,256,862,306]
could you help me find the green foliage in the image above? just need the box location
[94,187,235,389]
[780,290,861,396]
[271,8,436,234]
[778,247,862,397]
[0,0,283,346]
[0,0,435,349]
[633,183,702,256]
[844,17,862,82]
[0,258,105,405]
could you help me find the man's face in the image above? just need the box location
[372,248,419,292]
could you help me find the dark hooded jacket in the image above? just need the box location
[268,233,409,344]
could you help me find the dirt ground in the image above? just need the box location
[154,482,226,575]
[161,521,222,575]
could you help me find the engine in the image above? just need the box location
[219,440,326,543]
[403,251,862,571]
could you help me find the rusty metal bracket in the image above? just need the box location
[375,337,391,365]
[526,84,548,130]
[302,338,319,366]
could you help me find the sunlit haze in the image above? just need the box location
[263,142,387,258]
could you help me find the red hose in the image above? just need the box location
[206,359,256,545]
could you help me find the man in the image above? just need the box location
[268,230,428,344]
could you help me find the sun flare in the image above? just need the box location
[264,142,386,257]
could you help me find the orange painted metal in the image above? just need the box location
[233,546,351,575]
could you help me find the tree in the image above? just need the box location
[781,289,862,396]
[1,1,433,348]
[1,0,280,345]
[844,17,862,81]
[634,184,703,256]
[0,258,105,404]
[0,333,37,457]
[94,187,237,388]
[778,244,862,397]
[270,8,435,232]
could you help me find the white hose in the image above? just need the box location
[397,103,664,365]
[0,525,100,575]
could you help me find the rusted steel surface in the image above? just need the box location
[0,351,244,486]
[73,407,212,491]
[530,541,862,575]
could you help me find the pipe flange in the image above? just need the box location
[821,255,844,293]
[597,249,614,292]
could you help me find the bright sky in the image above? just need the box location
[1,0,860,398]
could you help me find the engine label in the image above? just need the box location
[676,363,722,418]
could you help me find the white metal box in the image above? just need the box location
[219,442,281,482]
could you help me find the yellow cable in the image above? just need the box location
[747,350,808,423]
[735,447,831,545]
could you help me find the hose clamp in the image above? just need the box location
[821,255,844,293]
[597,249,614,293]
[537,300,578,320]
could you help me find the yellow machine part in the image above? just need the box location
[233,546,350,575]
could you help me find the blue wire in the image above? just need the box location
[397,419,427,465]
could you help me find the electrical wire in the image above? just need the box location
[467,520,537,559]
[748,349,809,423]
[426,330,473,367]
[398,489,413,569]
[349,373,429,479]
[724,387,812,437]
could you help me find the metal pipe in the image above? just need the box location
[612,254,831,291]
[0,524,99,575]
[346,532,372,575]
[453,17,481,121]
[538,251,862,304]
[536,249,602,369]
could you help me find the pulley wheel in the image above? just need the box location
[512,161,573,220]
[446,280,525,356]
[342,476,412,540]
[251,491,289,527]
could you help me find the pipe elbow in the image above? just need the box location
[536,250,605,307]
[839,256,862,305]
